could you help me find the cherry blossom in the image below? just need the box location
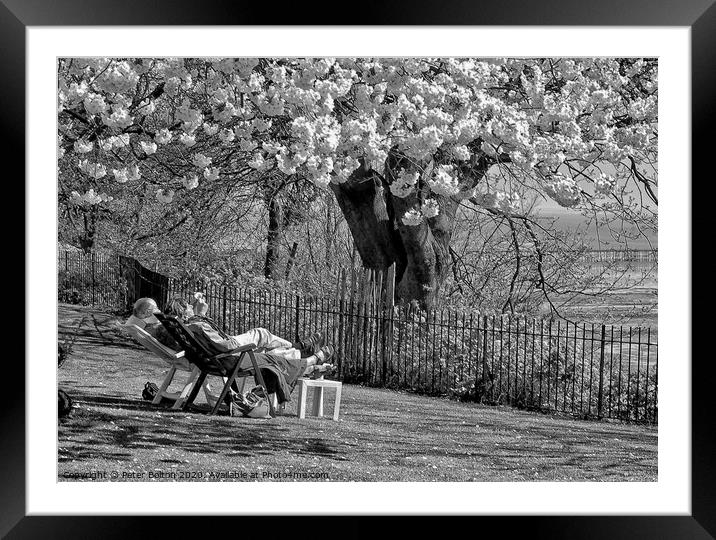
[183,174,199,190]
[390,170,420,198]
[203,123,219,136]
[83,94,108,116]
[77,159,107,179]
[179,133,196,147]
[154,128,172,145]
[428,165,460,197]
[102,106,133,129]
[70,188,112,206]
[218,128,235,144]
[420,199,440,219]
[58,57,657,221]
[140,141,157,155]
[156,188,175,204]
[73,140,93,154]
[127,164,141,181]
[203,167,220,181]
[192,153,212,168]
[248,153,265,170]
[402,208,424,226]
[112,168,129,183]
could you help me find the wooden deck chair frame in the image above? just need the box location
[120,324,222,410]
[154,314,275,417]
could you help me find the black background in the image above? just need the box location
[5,0,711,537]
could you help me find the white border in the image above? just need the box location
[27,27,690,515]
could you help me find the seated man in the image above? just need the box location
[189,293,325,361]
[162,298,334,404]
[124,297,181,352]
[125,297,160,329]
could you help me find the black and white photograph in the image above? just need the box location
[55,55,661,483]
[4,5,705,531]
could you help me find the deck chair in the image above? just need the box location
[120,324,221,410]
[154,314,276,417]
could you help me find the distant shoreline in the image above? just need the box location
[534,211,658,250]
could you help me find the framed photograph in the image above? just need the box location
[11,0,710,536]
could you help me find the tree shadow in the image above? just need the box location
[59,390,348,464]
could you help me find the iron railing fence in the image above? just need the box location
[168,278,658,424]
[57,250,126,308]
[58,250,658,424]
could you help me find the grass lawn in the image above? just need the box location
[58,303,657,482]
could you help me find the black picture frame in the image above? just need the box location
[8,1,710,537]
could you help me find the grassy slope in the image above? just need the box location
[58,304,657,482]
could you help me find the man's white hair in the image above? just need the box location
[132,297,158,317]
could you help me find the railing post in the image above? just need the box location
[91,251,96,305]
[63,251,70,300]
[597,324,607,419]
[294,294,300,342]
[382,263,396,386]
[336,269,346,378]
[222,285,227,331]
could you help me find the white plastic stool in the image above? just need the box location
[296,378,342,420]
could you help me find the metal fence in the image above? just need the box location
[58,250,658,424]
[57,250,126,307]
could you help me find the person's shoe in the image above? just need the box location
[299,332,324,356]
[314,345,334,365]
[309,363,335,379]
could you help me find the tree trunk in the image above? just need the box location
[78,209,97,253]
[390,191,459,307]
[330,154,490,308]
[264,197,282,280]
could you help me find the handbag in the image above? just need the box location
[142,381,159,401]
[232,386,272,419]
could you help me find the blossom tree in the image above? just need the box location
[58,57,657,307]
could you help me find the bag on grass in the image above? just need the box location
[58,389,73,418]
[142,381,159,401]
[231,386,271,419]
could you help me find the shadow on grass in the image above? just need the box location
[59,391,347,464]
[329,395,656,474]
[57,303,658,481]
[59,308,142,351]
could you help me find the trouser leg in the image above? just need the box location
[232,328,301,359]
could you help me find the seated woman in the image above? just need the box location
[162,298,334,404]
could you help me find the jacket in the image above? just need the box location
[186,320,307,403]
